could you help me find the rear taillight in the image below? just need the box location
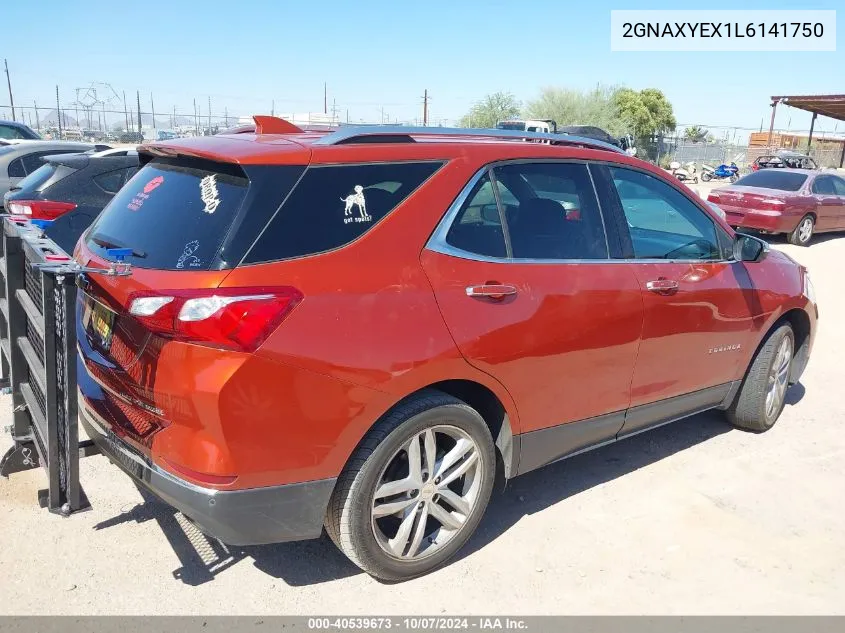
[758,198,786,211]
[7,199,77,220]
[127,287,302,352]
[707,192,720,202]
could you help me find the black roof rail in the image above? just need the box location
[311,126,625,153]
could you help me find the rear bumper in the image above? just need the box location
[722,208,797,234]
[79,397,336,546]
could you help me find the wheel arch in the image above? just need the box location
[338,378,520,484]
[743,306,813,386]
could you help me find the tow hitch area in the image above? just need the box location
[0,216,132,515]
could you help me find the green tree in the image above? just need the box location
[684,125,708,143]
[614,88,676,159]
[459,92,521,128]
[524,85,626,136]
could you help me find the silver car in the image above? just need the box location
[0,140,102,207]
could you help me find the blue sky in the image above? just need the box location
[2,0,842,137]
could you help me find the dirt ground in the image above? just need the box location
[1,221,843,615]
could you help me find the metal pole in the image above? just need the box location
[271,99,274,117]
[34,100,40,132]
[766,98,778,148]
[4,60,15,122]
[423,89,428,127]
[208,96,211,134]
[56,85,62,139]
[123,91,128,130]
[807,112,817,153]
[324,83,327,114]
[150,94,156,131]
[101,102,106,133]
[224,107,228,127]
[136,90,141,134]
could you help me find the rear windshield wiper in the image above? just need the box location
[90,234,147,259]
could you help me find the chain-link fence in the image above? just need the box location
[662,138,845,170]
[0,102,346,143]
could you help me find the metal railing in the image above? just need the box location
[0,216,97,514]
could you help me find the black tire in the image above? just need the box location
[730,173,739,183]
[726,324,794,432]
[789,214,814,246]
[701,171,713,182]
[325,390,496,581]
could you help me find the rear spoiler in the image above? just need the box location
[42,152,90,169]
[217,116,304,136]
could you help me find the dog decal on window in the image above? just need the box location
[341,185,371,223]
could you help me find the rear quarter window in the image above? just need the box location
[734,170,808,191]
[244,161,443,264]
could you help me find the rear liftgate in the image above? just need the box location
[0,216,131,514]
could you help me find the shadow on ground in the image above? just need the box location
[93,386,805,587]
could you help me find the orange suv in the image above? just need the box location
[75,119,817,580]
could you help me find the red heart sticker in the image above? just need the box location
[143,175,164,194]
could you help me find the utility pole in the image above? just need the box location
[4,60,15,122]
[172,105,176,129]
[208,96,212,134]
[422,89,429,127]
[56,85,62,139]
[101,102,106,133]
[271,99,274,116]
[136,90,141,134]
[324,82,327,114]
[224,107,228,127]
[33,100,40,132]
[150,93,156,131]
[123,90,128,130]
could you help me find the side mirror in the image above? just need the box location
[733,233,769,263]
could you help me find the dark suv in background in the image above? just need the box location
[4,147,138,252]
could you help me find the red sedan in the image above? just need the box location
[709,168,845,246]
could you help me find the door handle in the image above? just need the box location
[465,284,517,300]
[645,279,679,293]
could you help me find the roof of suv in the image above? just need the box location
[139,120,627,167]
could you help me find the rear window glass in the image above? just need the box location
[87,158,249,270]
[15,163,58,191]
[734,170,808,191]
[244,161,443,263]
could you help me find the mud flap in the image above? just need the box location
[0,217,99,515]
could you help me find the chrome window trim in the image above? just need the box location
[425,159,736,266]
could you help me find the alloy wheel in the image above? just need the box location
[370,425,484,561]
[798,218,813,243]
[765,336,793,421]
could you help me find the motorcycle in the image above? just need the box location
[701,162,740,183]
[670,161,698,184]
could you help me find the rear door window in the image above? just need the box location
[87,158,251,270]
[244,161,443,263]
[811,176,836,195]
[445,174,508,258]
